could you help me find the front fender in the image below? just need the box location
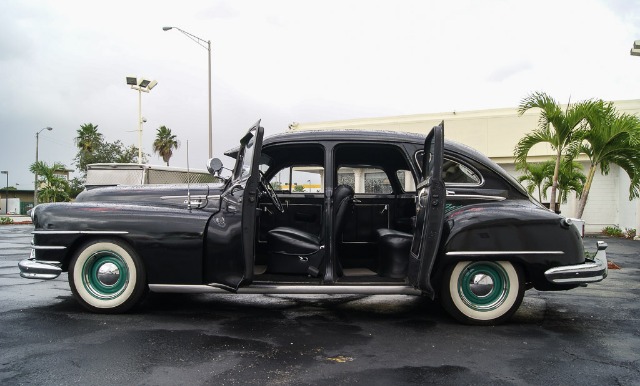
[32,202,216,284]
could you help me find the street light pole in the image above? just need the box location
[126,77,158,164]
[163,26,213,158]
[34,127,53,207]
[1,171,7,214]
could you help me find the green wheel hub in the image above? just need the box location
[457,262,509,312]
[82,251,129,300]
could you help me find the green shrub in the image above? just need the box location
[0,217,13,225]
[625,228,637,239]
[602,226,624,237]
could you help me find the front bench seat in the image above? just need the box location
[266,184,354,276]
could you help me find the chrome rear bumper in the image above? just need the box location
[545,241,608,284]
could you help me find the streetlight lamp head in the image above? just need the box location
[147,80,158,90]
[46,127,53,131]
[126,76,137,85]
[138,78,151,88]
[0,171,7,174]
[163,26,173,31]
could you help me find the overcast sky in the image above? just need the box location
[1,0,639,188]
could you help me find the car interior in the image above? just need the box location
[253,142,418,284]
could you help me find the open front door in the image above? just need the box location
[205,121,264,290]
[407,123,445,297]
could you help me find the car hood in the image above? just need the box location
[75,183,226,208]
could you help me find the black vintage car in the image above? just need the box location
[19,122,608,325]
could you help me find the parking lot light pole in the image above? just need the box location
[1,171,7,214]
[163,26,213,158]
[126,77,158,164]
[34,127,53,207]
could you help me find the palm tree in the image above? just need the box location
[74,123,103,154]
[514,92,596,212]
[516,161,553,203]
[153,126,179,166]
[29,161,70,203]
[574,101,640,218]
[542,158,586,207]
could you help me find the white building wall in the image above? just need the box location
[618,166,637,233]
[292,99,640,234]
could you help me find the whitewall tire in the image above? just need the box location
[69,239,147,313]
[441,260,524,325]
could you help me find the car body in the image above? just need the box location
[19,122,608,324]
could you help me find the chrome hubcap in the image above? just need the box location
[458,262,509,312]
[82,251,129,300]
[468,273,494,297]
[96,262,120,286]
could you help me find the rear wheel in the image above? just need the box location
[69,239,147,313]
[440,261,524,325]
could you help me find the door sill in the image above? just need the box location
[149,283,421,295]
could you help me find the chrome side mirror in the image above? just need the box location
[207,158,224,176]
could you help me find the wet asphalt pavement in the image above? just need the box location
[0,224,639,385]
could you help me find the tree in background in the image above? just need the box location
[514,92,596,213]
[153,126,179,166]
[574,100,640,218]
[29,161,70,203]
[73,124,145,178]
[74,123,103,154]
[516,161,553,203]
[541,158,586,207]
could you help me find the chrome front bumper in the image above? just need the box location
[19,252,62,280]
[545,241,608,285]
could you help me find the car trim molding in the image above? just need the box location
[149,284,423,295]
[446,250,564,256]
[445,194,506,201]
[32,245,66,250]
[32,230,129,235]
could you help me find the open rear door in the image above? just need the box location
[407,122,446,297]
[205,121,264,290]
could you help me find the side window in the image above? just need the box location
[415,151,481,185]
[396,170,416,193]
[270,166,324,193]
[338,167,393,194]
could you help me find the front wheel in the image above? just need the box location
[440,261,524,325]
[69,239,147,313]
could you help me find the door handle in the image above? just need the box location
[380,204,388,215]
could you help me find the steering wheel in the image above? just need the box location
[259,172,284,213]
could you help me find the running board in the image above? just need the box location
[149,284,422,295]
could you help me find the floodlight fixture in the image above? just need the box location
[631,40,640,56]
[126,76,137,85]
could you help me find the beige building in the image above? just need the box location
[290,99,640,234]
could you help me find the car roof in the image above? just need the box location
[227,129,492,163]
[224,128,527,196]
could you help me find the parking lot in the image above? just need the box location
[1,224,639,385]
